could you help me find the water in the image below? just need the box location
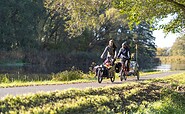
[0,63,184,75]
[0,64,67,74]
[154,64,171,71]
[154,64,185,71]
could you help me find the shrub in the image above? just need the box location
[52,70,84,81]
[0,74,10,83]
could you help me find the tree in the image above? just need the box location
[132,22,157,68]
[0,0,157,69]
[170,35,185,56]
[113,0,185,34]
[42,0,157,69]
[38,0,69,50]
[0,0,45,50]
[62,0,115,37]
[156,48,170,56]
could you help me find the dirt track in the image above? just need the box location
[0,71,184,99]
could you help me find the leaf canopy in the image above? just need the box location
[113,0,185,34]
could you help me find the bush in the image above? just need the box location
[0,74,10,83]
[52,70,84,81]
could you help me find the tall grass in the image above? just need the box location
[52,70,84,81]
[0,70,89,84]
[0,73,51,83]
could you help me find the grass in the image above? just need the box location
[139,70,161,76]
[136,72,185,114]
[0,72,184,113]
[0,70,162,88]
[0,70,97,88]
[0,79,98,88]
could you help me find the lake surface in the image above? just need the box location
[0,63,184,75]
[0,64,69,74]
[154,64,185,71]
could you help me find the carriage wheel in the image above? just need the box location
[136,70,139,80]
[97,69,103,83]
[110,72,115,83]
[120,69,127,81]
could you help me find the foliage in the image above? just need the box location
[156,47,170,56]
[0,0,45,50]
[0,74,10,83]
[60,0,117,37]
[132,22,157,68]
[170,35,185,56]
[52,70,84,81]
[0,73,51,84]
[0,0,158,70]
[0,70,86,84]
[156,35,185,65]
[113,0,185,34]
[158,56,185,64]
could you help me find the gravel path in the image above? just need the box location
[0,71,184,99]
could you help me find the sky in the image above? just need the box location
[152,14,181,48]
[153,30,180,48]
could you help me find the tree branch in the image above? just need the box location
[165,0,185,13]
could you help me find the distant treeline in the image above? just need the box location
[156,35,185,57]
[157,35,185,65]
[158,56,185,64]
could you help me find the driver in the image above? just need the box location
[100,39,117,64]
[117,42,131,72]
[100,39,117,75]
